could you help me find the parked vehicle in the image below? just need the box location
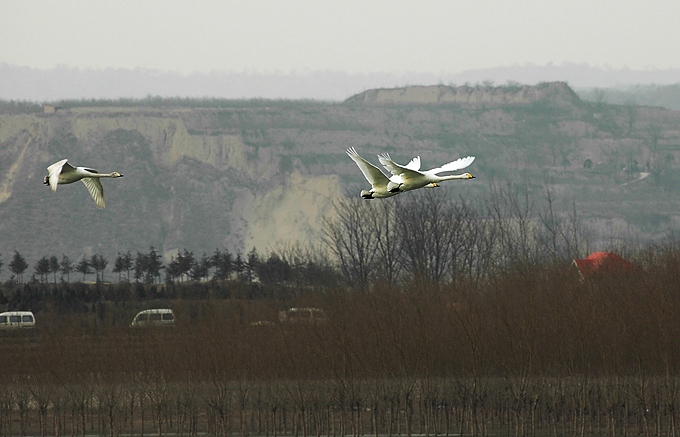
[130,309,175,327]
[0,311,36,329]
[278,307,327,324]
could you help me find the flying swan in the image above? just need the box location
[378,153,475,193]
[44,159,123,208]
[346,148,435,199]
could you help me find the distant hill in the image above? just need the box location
[1,61,679,102]
[2,82,680,277]
[345,82,582,107]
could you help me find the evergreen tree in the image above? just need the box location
[119,251,133,282]
[60,255,73,282]
[135,247,164,284]
[134,251,147,282]
[244,247,260,282]
[76,258,93,282]
[255,253,291,285]
[90,254,108,282]
[212,248,233,280]
[234,254,245,280]
[34,256,50,283]
[49,255,60,283]
[166,255,182,283]
[166,249,196,282]
[146,247,164,284]
[113,252,133,282]
[9,250,28,283]
[177,249,195,281]
[190,252,211,282]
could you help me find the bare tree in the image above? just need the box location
[323,197,380,292]
[538,185,590,262]
[396,191,458,286]
[487,180,539,270]
[369,198,404,287]
[456,207,501,282]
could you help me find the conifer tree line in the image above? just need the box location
[0,245,338,288]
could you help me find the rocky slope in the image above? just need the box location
[1,82,680,270]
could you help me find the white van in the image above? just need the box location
[0,311,36,329]
[278,307,327,324]
[130,309,175,327]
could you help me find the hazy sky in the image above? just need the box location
[2,0,680,75]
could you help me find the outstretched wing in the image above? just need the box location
[346,147,389,187]
[378,153,424,180]
[426,156,475,175]
[404,156,421,171]
[46,159,75,191]
[81,177,106,209]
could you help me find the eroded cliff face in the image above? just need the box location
[240,171,339,252]
[0,108,341,262]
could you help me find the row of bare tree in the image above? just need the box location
[2,375,680,437]
[323,183,591,292]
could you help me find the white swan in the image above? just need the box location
[378,153,475,193]
[43,159,123,208]
[346,148,434,199]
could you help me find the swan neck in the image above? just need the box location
[438,174,468,181]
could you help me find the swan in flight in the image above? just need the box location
[378,153,475,193]
[346,148,434,199]
[44,159,123,208]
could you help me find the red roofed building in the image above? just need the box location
[572,252,639,277]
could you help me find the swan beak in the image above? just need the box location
[432,183,440,187]
[468,173,475,179]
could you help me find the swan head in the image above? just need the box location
[464,173,475,179]
[111,172,123,178]
[43,176,50,186]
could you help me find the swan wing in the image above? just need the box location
[378,153,424,180]
[81,177,106,208]
[404,156,421,171]
[46,159,74,191]
[346,147,389,187]
[426,156,475,175]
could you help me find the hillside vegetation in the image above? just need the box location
[577,83,680,110]
[1,82,680,267]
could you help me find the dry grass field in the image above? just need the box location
[3,251,680,436]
